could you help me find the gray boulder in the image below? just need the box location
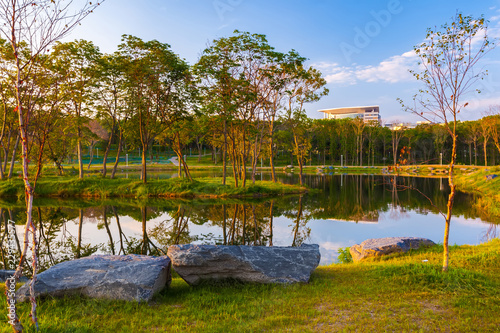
[167,244,320,286]
[16,255,171,302]
[350,237,435,262]
[0,270,28,283]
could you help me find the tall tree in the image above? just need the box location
[95,52,127,178]
[119,35,189,183]
[0,0,103,331]
[195,31,254,186]
[52,39,101,178]
[400,13,494,271]
[284,65,328,185]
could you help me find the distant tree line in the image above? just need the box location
[308,113,500,168]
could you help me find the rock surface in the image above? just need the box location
[168,244,320,285]
[350,237,435,262]
[0,270,28,283]
[16,255,171,302]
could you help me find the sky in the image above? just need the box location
[65,0,500,123]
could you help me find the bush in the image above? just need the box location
[337,247,353,264]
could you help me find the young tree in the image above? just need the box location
[400,14,495,271]
[0,1,103,331]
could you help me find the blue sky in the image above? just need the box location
[67,0,500,123]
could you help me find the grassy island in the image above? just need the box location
[0,176,307,199]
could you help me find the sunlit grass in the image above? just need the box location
[455,166,500,220]
[0,176,307,199]
[1,239,499,332]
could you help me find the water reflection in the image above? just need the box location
[0,174,497,271]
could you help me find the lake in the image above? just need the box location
[1,173,497,270]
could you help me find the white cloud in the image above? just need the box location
[355,51,418,83]
[467,96,500,111]
[315,50,419,85]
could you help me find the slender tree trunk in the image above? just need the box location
[196,138,203,162]
[102,207,115,255]
[77,209,83,259]
[223,119,227,186]
[474,140,477,166]
[231,204,238,245]
[230,135,238,188]
[292,196,303,246]
[2,129,13,176]
[110,132,123,179]
[223,203,227,245]
[483,140,488,166]
[443,130,457,272]
[141,144,147,183]
[141,207,148,255]
[468,143,472,165]
[7,134,20,179]
[77,134,84,179]
[297,156,304,186]
[102,126,114,178]
[112,206,126,254]
[87,142,96,170]
[242,132,247,187]
[242,204,246,245]
[268,200,274,246]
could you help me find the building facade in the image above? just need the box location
[319,106,380,123]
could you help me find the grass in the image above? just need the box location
[455,166,500,220]
[0,239,499,332]
[0,176,307,199]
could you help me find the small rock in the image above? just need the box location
[350,237,435,262]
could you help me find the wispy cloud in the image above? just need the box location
[315,50,419,85]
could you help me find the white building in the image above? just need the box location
[318,106,380,124]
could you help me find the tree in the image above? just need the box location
[390,122,405,166]
[480,116,491,166]
[52,40,101,178]
[461,120,481,165]
[0,1,103,331]
[119,35,189,183]
[400,13,495,271]
[195,31,267,187]
[484,106,500,156]
[94,52,127,178]
[284,65,328,185]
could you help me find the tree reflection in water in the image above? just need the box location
[0,175,496,274]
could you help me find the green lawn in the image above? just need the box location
[1,239,499,332]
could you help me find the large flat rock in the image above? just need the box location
[16,255,171,302]
[167,244,320,285]
[350,237,435,262]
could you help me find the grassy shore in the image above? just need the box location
[455,166,500,220]
[0,176,307,199]
[1,239,498,332]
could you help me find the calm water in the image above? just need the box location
[0,174,497,270]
